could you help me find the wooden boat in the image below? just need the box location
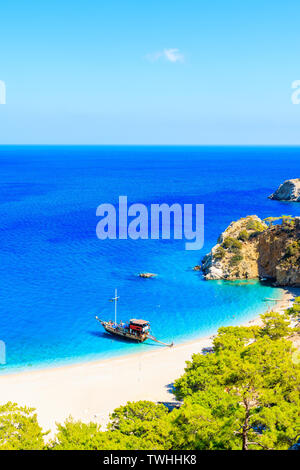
[95,289,173,346]
[96,317,151,343]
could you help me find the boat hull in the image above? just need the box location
[102,323,148,342]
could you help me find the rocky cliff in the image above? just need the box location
[269,178,300,202]
[201,215,300,286]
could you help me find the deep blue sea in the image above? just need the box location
[0,146,299,373]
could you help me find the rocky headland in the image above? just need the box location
[201,215,300,286]
[269,178,300,202]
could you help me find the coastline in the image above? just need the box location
[0,289,294,436]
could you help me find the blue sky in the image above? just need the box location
[0,0,300,144]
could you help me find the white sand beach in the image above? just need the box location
[0,291,294,436]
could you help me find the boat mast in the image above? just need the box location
[111,289,119,325]
[115,288,117,325]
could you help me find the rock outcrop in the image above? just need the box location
[289,438,300,450]
[201,215,300,287]
[193,265,202,271]
[139,272,157,278]
[269,179,300,202]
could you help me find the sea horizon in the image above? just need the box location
[1,144,300,147]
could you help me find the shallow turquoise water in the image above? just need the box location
[0,146,299,373]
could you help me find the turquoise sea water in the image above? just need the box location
[0,146,299,373]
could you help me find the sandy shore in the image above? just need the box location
[0,290,294,436]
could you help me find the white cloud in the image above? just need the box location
[146,48,184,63]
[163,48,184,63]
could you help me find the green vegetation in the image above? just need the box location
[108,401,173,449]
[264,215,296,229]
[0,402,45,450]
[259,311,293,340]
[213,246,226,260]
[281,215,293,225]
[222,237,242,252]
[286,297,300,324]
[238,230,249,241]
[1,305,300,451]
[49,403,172,451]
[263,216,282,227]
[281,237,300,272]
[173,315,300,450]
[219,237,244,266]
[50,418,102,450]
[246,219,266,232]
[284,240,300,258]
[229,254,243,266]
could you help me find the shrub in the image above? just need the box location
[246,220,265,232]
[238,230,249,242]
[229,254,243,266]
[284,241,300,258]
[222,237,242,252]
[0,402,45,450]
[214,246,226,260]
